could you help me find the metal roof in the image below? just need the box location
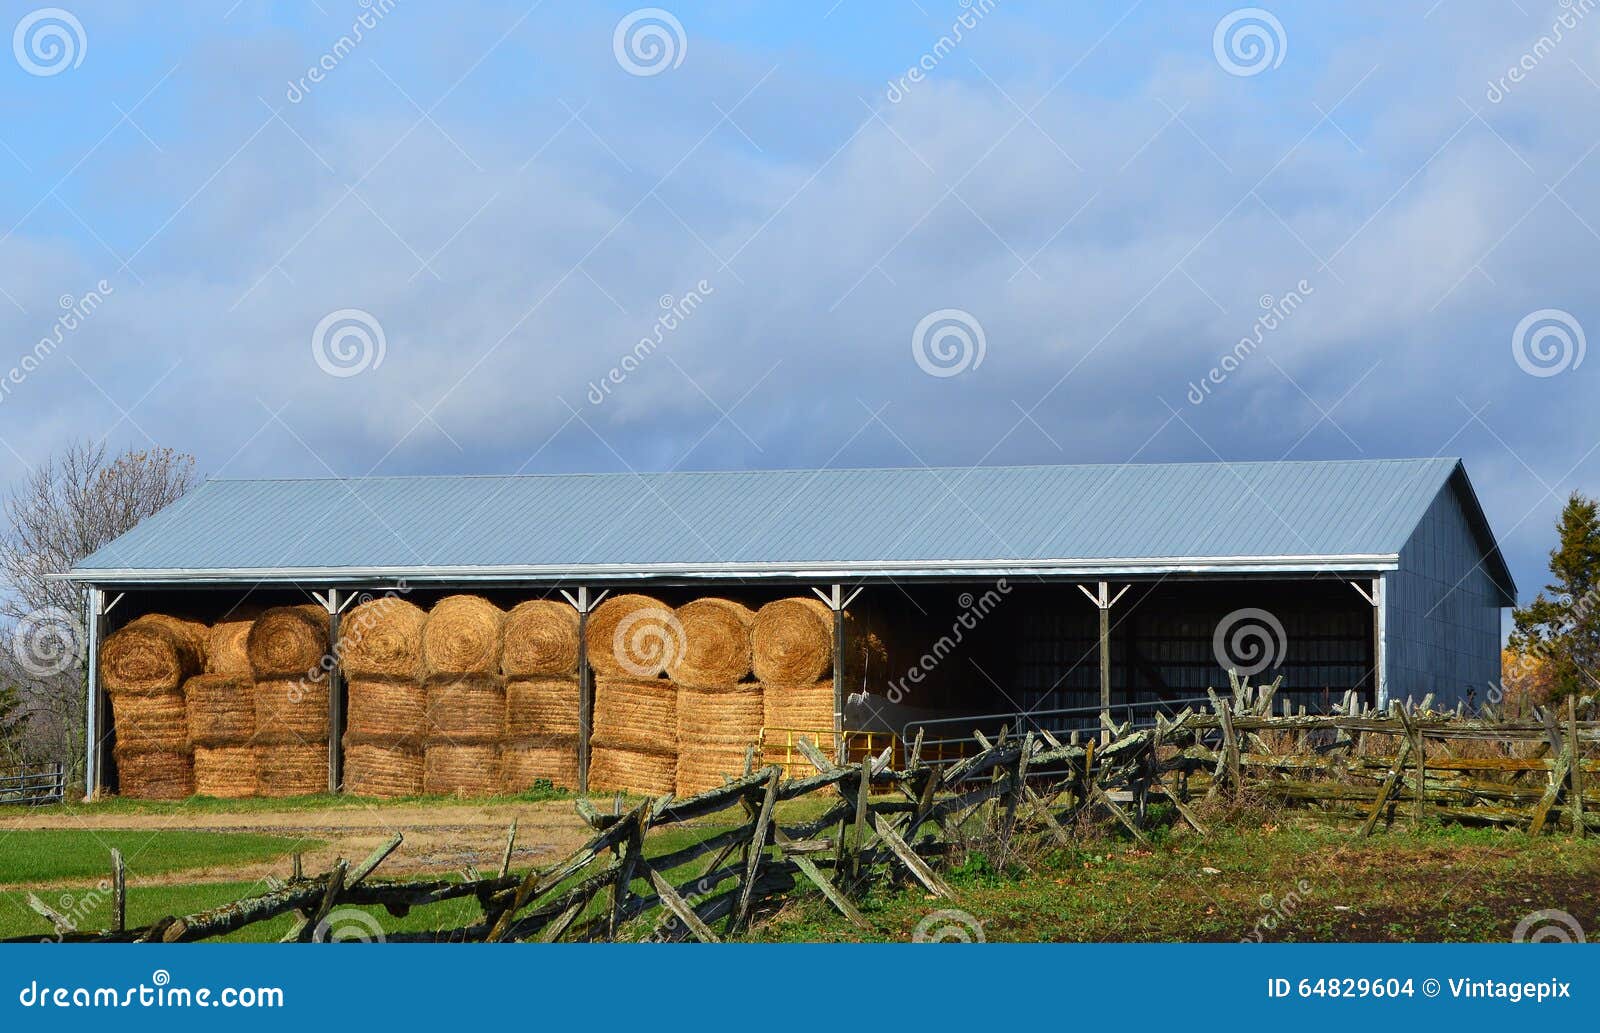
[65,458,1514,591]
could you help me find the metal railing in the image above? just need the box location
[902,697,1212,775]
[0,762,65,806]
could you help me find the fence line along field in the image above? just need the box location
[16,678,1594,943]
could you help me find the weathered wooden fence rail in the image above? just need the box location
[8,680,1594,943]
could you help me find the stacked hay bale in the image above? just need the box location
[588,594,680,795]
[248,606,331,798]
[671,599,760,796]
[755,597,838,748]
[184,673,257,797]
[340,597,428,798]
[502,600,581,792]
[100,615,207,799]
[421,595,505,796]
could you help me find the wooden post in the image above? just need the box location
[1568,696,1584,837]
[111,847,126,933]
[1078,582,1128,743]
[562,587,607,795]
[324,589,344,794]
[813,584,862,767]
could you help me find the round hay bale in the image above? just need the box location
[423,743,500,796]
[255,740,327,797]
[425,676,505,744]
[205,609,260,678]
[675,748,755,797]
[752,597,834,684]
[422,595,505,678]
[678,683,763,745]
[101,615,206,694]
[247,606,329,678]
[506,677,580,739]
[193,745,258,798]
[183,674,254,746]
[594,676,677,749]
[109,690,189,752]
[667,599,754,688]
[344,741,424,798]
[587,594,680,678]
[339,596,427,679]
[501,737,579,792]
[114,747,193,800]
[346,677,427,745]
[502,600,580,677]
[252,677,330,741]
[589,741,676,797]
[762,681,835,736]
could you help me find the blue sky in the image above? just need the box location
[1,0,1597,609]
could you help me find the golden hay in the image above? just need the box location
[183,674,254,746]
[114,747,194,800]
[505,677,580,739]
[255,741,327,797]
[501,737,579,792]
[346,677,427,745]
[247,606,330,678]
[676,748,758,796]
[502,600,580,677]
[339,597,427,679]
[343,742,424,798]
[751,597,834,684]
[252,677,330,741]
[109,690,189,752]
[594,676,676,748]
[425,676,505,744]
[205,608,261,678]
[678,683,763,745]
[101,615,206,694]
[586,594,679,678]
[589,741,676,796]
[193,745,258,798]
[761,681,835,736]
[422,595,505,678]
[423,743,500,796]
[667,598,754,688]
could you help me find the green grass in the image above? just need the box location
[0,829,317,884]
[25,782,573,818]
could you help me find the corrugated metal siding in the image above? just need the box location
[73,458,1469,576]
[1385,473,1505,707]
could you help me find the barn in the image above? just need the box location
[64,457,1516,799]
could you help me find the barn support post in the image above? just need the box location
[1078,582,1129,742]
[314,589,356,794]
[813,584,863,766]
[1351,578,1387,710]
[561,586,608,794]
[84,587,103,799]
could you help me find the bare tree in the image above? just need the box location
[1,441,196,778]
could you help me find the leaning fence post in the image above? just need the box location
[111,847,126,933]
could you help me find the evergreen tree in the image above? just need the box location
[1511,492,1600,699]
